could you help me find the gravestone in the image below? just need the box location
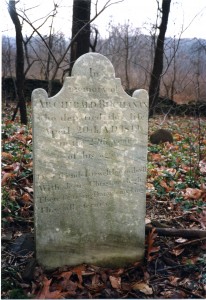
[32,53,149,269]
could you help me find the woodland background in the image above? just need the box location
[2,33,206,103]
[2,0,206,117]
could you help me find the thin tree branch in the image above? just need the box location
[13,10,58,65]
[51,0,125,80]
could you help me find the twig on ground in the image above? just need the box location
[146,225,206,238]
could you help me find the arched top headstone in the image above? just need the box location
[32,52,149,269]
[72,52,115,80]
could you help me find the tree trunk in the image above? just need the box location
[8,0,27,124]
[149,0,171,117]
[69,0,91,74]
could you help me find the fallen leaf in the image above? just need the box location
[152,153,162,161]
[5,120,14,125]
[92,274,100,286]
[112,268,124,277]
[3,164,15,171]
[121,282,131,291]
[36,276,63,299]
[184,188,202,200]
[160,180,172,192]
[13,162,21,173]
[20,207,32,218]
[181,256,198,265]
[109,275,121,289]
[1,172,15,185]
[22,193,32,202]
[100,271,108,284]
[2,152,13,160]
[58,272,77,294]
[165,168,177,176]
[169,276,180,286]
[26,134,33,141]
[2,207,11,214]
[6,216,14,223]
[18,127,26,134]
[86,274,104,292]
[145,218,151,224]
[24,187,34,193]
[146,183,155,192]
[175,238,188,243]
[200,242,206,250]
[63,281,77,295]
[147,228,160,261]
[12,133,27,144]
[161,290,186,298]
[14,231,23,237]
[24,161,33,168]
[199,159,206,174]
[58,271,72,281]
[170,248,185,256]
[173,133,182,141]
[71,265,86,284]
[9,189,17,201]
[132,282,153,295]
[2,231,13,241]
[200,182,206,192]
[199,210,206,229]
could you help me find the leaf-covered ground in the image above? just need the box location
[1,104,206,299]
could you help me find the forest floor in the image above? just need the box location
[1,104,206,299]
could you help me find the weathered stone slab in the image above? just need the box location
[32,53,149,269]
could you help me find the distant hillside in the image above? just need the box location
[2,33,206,103]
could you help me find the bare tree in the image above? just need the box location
[191,39,206,102]
[100,22,137,90]
[43,3,59,95]
[149,0,171,117]
[2,36,15,78]
[2,36,17,104]
[69,0,91,74]
[8,0,27,124]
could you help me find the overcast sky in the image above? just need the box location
[1,0,206,39]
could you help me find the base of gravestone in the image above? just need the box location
[36,241,145,269]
